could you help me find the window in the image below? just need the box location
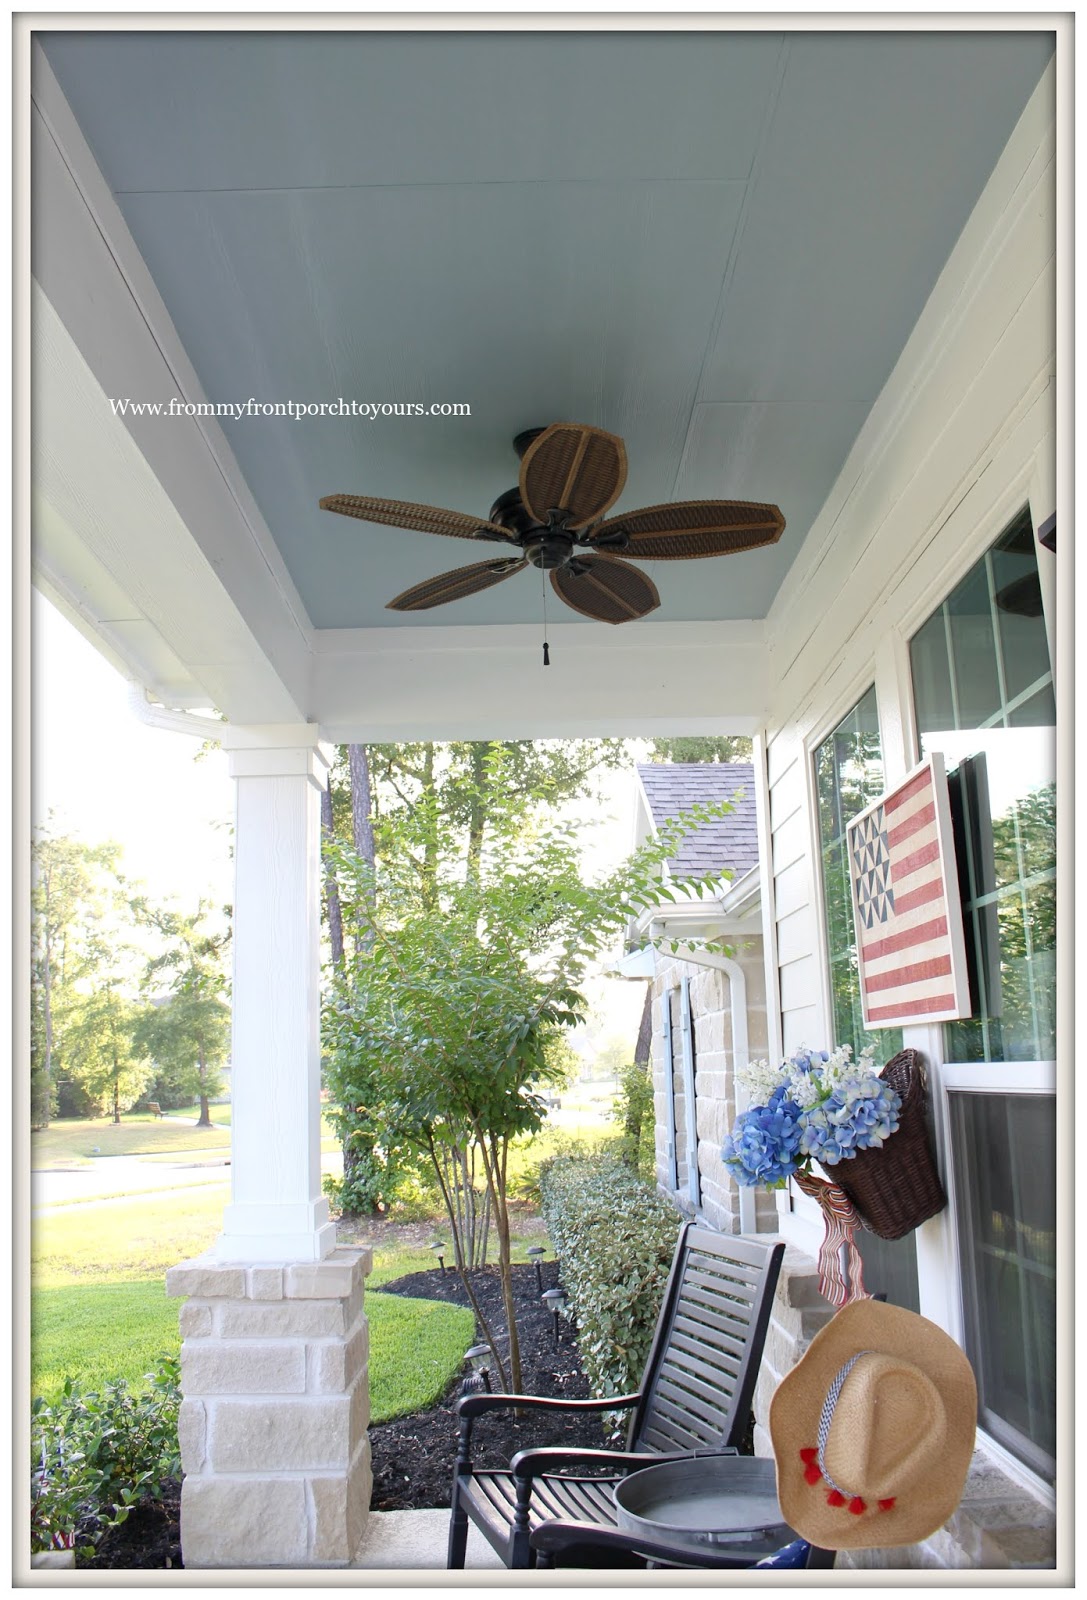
[908,505,1055,1480]
[813,690,917,1311]
[948,1089,1056,1483]
[661,982,700,1209]
[813,688,903,1060]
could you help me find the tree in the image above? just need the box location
[63,985,153,1123]
[648,736,752,764]
[325,747,734,1390]
[132,903,231,1125]
[30,827,127,1127]
[320,737,631,1215]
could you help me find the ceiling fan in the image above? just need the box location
[319,422,785,641]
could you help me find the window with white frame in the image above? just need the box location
[908,505,1055,1483]
[812,691,918,1312]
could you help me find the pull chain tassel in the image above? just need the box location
[543,641,550,666]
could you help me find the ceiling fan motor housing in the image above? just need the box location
[525,532,576,570]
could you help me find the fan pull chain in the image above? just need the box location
[541,567,550,666]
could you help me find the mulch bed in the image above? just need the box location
[79,1254,606,1566]
[370,1258,609,1510]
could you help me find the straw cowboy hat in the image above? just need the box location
[769,1299,977,1550]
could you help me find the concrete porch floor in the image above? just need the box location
[351,1509,505,1570]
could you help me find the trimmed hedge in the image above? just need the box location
[538,1153,681,1402]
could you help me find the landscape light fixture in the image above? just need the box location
[430,1241,447,1275]
[462,1344,492,1396]
[541,1286,568,1346]
[527,1246,546,1295]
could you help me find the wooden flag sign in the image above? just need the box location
[846,752,971,1028]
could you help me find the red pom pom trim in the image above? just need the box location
[826,1489,846,1508]
[878,1498,896,1512]
[799,1447,818,1465]
[847,1497,866,1515]
[803,1464,822,1485]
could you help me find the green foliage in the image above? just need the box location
[366,1292,475,1423]
[61,988,153,1122]
[612,1060,656,1180]
[31,827,130,1129]
[648,736,752,764]
[132,902,231,1119]
[30,1355,181,1556]
[538,1154,680,1401]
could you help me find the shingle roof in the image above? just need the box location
[636,762,760,880]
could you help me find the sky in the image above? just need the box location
[32,593,235,913]
[32,593,648,1054]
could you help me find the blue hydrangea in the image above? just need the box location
[722,1046,902,1187]
[720,1085,805,1188]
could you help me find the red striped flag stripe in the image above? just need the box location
[883,767,933,814]
[893,838,941,879]
[887,802,936,850]
[867,992,956,1022]
[892,877,945,916]
[860,915,949,962]
[863,955,952,994]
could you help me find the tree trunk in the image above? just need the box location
[196,1044,213,1127]
[112,1074,121,1125]
[342,744,378,1206]
[634,981,653,1068]
[465,741,491,881]
[320,785,345,971]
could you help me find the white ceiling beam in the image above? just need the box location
[311,620,768,742]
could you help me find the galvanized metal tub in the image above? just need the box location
[612,1454,793,1557]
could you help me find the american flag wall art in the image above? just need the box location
[846,752,971,1028]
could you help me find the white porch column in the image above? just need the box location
[166,725,374,1569]
[215,726,336,1263]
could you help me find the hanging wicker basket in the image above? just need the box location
[829,1049,947,1240]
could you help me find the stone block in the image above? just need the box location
[309,1443,372,1564]
[210,1395,353,1472]
[247,1266,284,1301]
[166,1258,246,1300]
[178,1398,207,1474]
[182,1338,306,1395]
[218,1299,348,1339]
[181,1475,308,1568]
[286,1249,364,1301]
[179,1302,213,1339]
[308,1321,370,1395]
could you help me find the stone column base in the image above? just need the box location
[166,1246,372,1569]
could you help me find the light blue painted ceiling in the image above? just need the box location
[39,29,1054,629]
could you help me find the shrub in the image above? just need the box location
[30,1354,180,1557]
[538,1154,680,1402]
[612,1060,656,1180]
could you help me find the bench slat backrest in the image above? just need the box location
[629,1225,784,1456]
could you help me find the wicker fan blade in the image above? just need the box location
[386,557,526,613]
[588,499,785,560]
[519,424,627,529]
[550,555,659,625]
[320,495,514,542]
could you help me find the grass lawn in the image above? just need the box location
[32,1117,231,1168]
[33,1185,229,1288]
[31,1280,472,1424]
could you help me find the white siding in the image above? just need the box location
[760,69,1055,1082]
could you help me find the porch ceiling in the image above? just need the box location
[37,27,1053,640]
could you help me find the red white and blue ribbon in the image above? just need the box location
[792,1171,871,1308]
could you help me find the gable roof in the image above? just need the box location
[636,762,760,880]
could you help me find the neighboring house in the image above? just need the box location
[617,762,778,1237]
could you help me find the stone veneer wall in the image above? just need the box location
[166,1246,372,1569]
[651,947,777,1234]
[753,1242,1056,1572]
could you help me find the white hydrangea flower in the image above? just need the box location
[737,1056,790,1103]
